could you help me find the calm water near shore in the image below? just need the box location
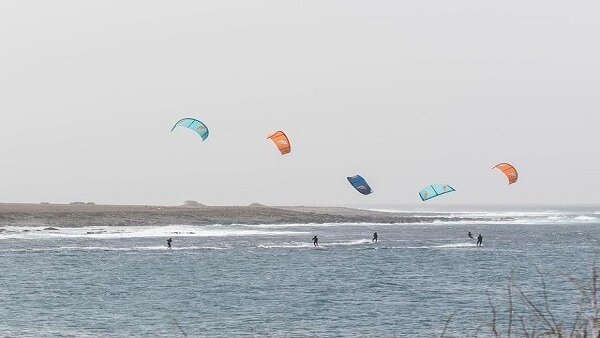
[1,209,599,337]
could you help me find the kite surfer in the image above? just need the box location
[312,235,319,247]
[372,232,378,243]
[468,231,473,239]
[476,234,483,247]
[167,238,173,249]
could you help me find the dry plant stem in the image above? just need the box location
[568,275,590,337]
[439,266,600,338]
[439,311,456,338]
[568,276,591,305]
[591,266,598,337]
[508,278,513,338]
[520,316,530,338]
[475,323,483,338]
[537,269,561,335]
[488,294,500,338]
[570,293,585,337]
[171,318,188,338]
[518,286,556,333]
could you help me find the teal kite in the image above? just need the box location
[171,118,209,141]
[419,184,455,201]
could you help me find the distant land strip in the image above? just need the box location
[0,203,497,227]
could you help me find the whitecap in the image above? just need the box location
[0,245,229,252]
[257,242,313,249]
[406,242,477,249]
[0,224,309,240]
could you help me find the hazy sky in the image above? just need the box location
[1,1,599,206]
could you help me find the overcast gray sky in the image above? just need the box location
[0,0,598,206]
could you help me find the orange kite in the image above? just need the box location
[267,131,291,155]
[493,163,518,184]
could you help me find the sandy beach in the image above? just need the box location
[0,203,483,228]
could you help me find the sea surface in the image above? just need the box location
[1,208,600,337]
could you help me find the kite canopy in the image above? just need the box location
[493,163,518,184]
[267,131,291,155]
[419,184,455,201]
[347,175,373,195]
[171,118,209,141]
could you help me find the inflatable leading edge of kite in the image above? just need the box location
[347,175,373,195]
[267,131,291,155]
[493,163,518,185]
[171,118,209,141]
[419,184,455,201]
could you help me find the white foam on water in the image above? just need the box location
[257,239,373,249]
[406,242,477,249]
[0,224,308,240]
[574,215,597,221]
[363,208,600,226]
[327,239,372,246]
[257,242,314,249]
[433,242,477,248]
[407,213,600,226]
[367,208,413,214]
[365,208,564,217]
[0,245,229,252]
[240,222,395,228]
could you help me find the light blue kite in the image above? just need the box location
[419,184,455,201]
[171,118,209,141]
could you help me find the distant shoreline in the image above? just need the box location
[0,203,485,228]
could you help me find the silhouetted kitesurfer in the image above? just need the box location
[476,234,483,247]
[372,232,378,243]
[312,235,319,247]
[167,238,173,249]
[468,231,473,239]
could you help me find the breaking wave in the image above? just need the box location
[0,224,309,240]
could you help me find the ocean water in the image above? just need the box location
[1,209,600,337]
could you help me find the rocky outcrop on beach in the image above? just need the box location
[181,201,206,207]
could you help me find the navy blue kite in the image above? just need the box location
[347,175,373,195]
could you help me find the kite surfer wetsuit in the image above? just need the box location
[468,232,473,239]
[167,238,172,249]
[476,235,483,247]
[312,236,319,247]
[372,232,378,243]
